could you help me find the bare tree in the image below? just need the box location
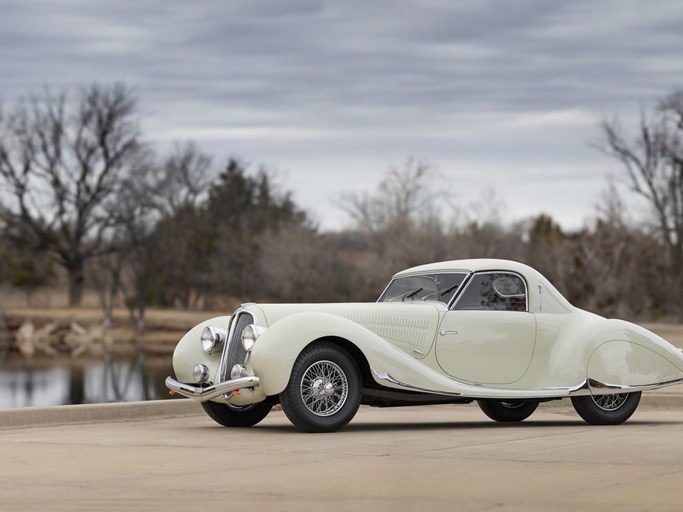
[573,186,658,319]
[340,160,452,282]
[149,141,212,217]
[0,84,143,306]
[87,142,212,326]
[341,159,443,236]
[259,227,341,302]
[600,90,683,318]
[450,187,525,260]
[1,215,55,305]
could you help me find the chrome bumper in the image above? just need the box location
[165,376,260,402]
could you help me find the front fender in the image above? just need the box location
[249,311,465,397]
[172,316,232,383]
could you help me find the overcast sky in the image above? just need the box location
[2,0,682,230]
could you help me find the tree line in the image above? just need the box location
[1,84,682,325]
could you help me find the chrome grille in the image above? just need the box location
[220,311,253,381]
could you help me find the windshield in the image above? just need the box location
[378,272,468,304]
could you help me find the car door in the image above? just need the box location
[435,272,536,385]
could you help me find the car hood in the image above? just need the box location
[246,302,445,353]
[248,302,444,325]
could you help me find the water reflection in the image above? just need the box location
[0,353,174,408]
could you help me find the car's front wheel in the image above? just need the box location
[571,391,641,425]
[477,400,539,422]
[279,342,362,433]
[201,399,273,427]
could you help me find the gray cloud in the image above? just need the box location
[1,0,682,229]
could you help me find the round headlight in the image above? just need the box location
[241,324,265,352]
[201,326,227,354]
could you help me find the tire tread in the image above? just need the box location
[571,392,641,425]
[201,399,272,427]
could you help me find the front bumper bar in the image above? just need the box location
[165,376,260,402]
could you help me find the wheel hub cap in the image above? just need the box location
[310,378,335,396]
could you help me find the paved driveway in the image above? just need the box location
[1,403,682,511]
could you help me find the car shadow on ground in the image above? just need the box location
[189,417,680,434]
[339,418,681,432]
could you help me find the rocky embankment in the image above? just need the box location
[0,308,218,360]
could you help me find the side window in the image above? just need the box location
[453,273,527,311]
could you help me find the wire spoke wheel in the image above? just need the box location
[571,391,641,425]
[280,342,361,432]
[591,393,628,411]
[300,360,349,417]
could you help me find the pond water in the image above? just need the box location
[0,353,177,408]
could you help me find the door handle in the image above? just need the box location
[439,329,458,336]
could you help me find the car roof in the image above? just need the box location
[394,259,539,277]
[393,258,576,314]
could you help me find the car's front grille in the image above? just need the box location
[220,311,253,381]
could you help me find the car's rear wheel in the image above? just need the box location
[571,391,641,425]
[477,400,539,422]
[279,342,362,433]
[201,399,273,427]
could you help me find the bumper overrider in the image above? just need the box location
[165,376,259,402]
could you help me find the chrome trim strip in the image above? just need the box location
[447,272,472,309]
[376,277,395,303]
[218,307,256,382]
[372,369,575,398]
[371,370,683,399]
[371,369,462,396]
[581,377,683,395]
[567,379,591,395]
[165,376,259,402]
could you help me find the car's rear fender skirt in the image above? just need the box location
[587,339,683,392]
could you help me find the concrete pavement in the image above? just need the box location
[1,382,681,429]
[1,397,683,511]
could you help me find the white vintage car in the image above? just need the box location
[166,259,683,432]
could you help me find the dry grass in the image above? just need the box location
[0,307,230,357]
[3,306,221,330]
[640,323,683,348]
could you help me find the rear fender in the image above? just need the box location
[586,320,683,391]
